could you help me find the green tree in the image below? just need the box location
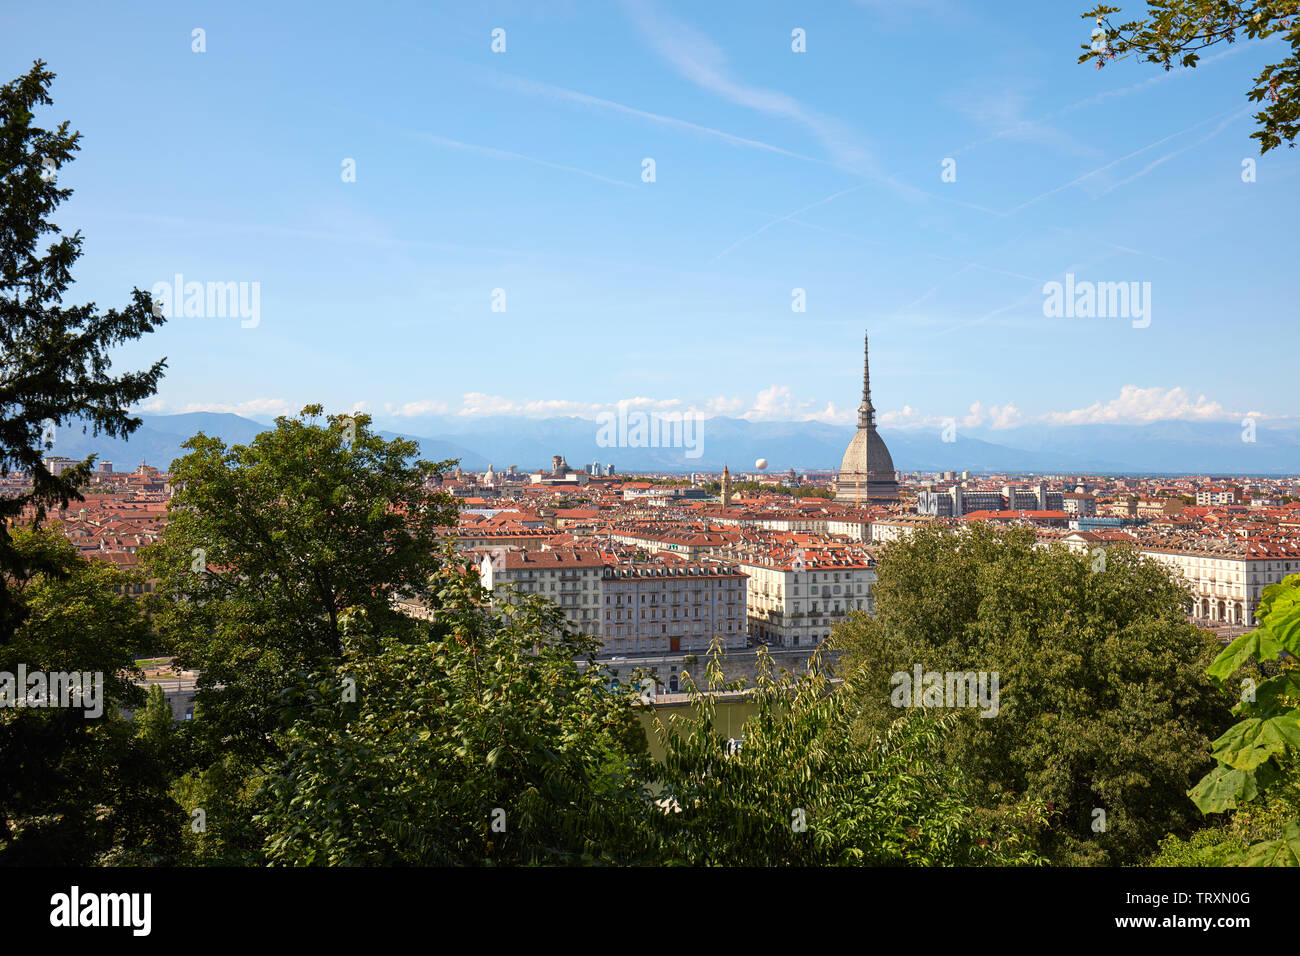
[0,61,165,638]
[0,527,182,865]
[835,522,1229,865]
[1081,2,1300,152]
[0,63,170,863]
[143,407,460,859]
[646,644,1046,866]
[255,553,658,865]
[136,683,174,748]
[1184,573,1300,864]
[1151,790,1296,864]
[255,573,1043,867]
[725,480,831,499]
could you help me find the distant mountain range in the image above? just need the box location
[40,412,1300,476]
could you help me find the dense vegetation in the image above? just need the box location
[834,523,1233,865]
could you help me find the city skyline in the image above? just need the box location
[7,0,1300,890]
[3,0,1298,436]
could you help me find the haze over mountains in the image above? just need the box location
[41,412,1300,477]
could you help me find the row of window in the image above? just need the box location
[603,598,738,606]
[605,624,737,636]
[606,608,735,620]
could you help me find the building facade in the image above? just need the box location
[1139,538,1300,627]
[478,548,747,654]
[740,551,876,648]
[478,548,606,638]
[601,562,748,655]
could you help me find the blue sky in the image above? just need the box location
[6,0,1298,435]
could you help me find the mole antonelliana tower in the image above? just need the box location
[834,331,899,506]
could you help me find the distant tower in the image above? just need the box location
[721,464,732,508]
[834,330,899,506]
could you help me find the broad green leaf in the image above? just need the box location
[1187,762,1279,814]
[1257,574,1300,621]
[1239,821,1300,867]
[1233,674,1300,717]
[1260,595,1300,656]
[1210,715,1300,771]
[1207,628,1283,683]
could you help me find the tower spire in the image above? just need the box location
[858,330,875,428]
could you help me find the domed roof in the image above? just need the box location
[839,425,895,477]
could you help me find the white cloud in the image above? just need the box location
[153,386,1260,432]
[1042,385,1237,425]
[454,394,691,419]
[134,398,382,419]
[988,404,1022,429]
[136,398,297,417]
[878,404,941,429]
[958,400,1021,430]
[385,399,450,417]
[738,385,844,423]
[703,395,746,416]
[884,387,1243,431]
[382,389,851,424]
[457,393,596,418]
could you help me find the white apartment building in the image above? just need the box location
[1062,492,1097,516]
[1060,531,1300,628]
[749,512,829,533]
[1139,537,1300,627]
[42,456,79,476]
[478,548,606,638]
[601,562,748,656]
[739,550,876,648]
[826,515,872,541]
[477,548,747,655]
[870,515,934,544]
[1196,487,1241,507]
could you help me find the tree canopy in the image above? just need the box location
[0,61,165,638]
[1081,1,1300,152]
[834,521,1231,865]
